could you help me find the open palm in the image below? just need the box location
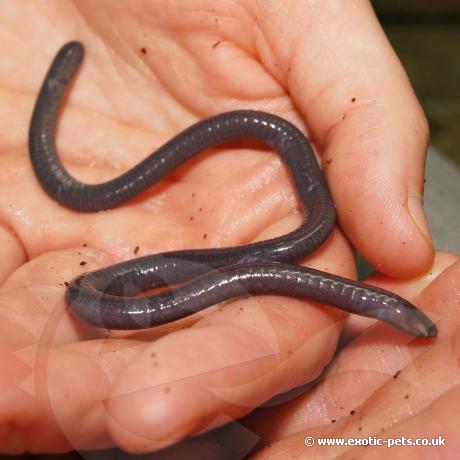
[0,0,437,454]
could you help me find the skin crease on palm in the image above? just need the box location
[0,0,455,456]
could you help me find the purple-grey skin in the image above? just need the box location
[28,42,436,337]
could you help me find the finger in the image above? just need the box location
[254,0,433,277]
[0,248,112,346]
[0,337,147,453]
[343,251,459,338]
[241,253,459,446]
[252,331,460,459]
[340,391,459,459]
[104,220,355,453]
[248,258,460,459]
[0,222,352,454]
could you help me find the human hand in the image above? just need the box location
[0,0,434,453]
[243,252,460,459]
[146,252,457,459]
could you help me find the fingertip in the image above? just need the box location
[357,221,434,279]
[332,187,434,279]
[104,328,236,452]
[323,112,434,278]
[361,215,434,279]
[104,385,190,453]
[408,195,432,246]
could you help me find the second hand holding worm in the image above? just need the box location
[28,42,437,338]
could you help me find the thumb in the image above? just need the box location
[258,0,433,276]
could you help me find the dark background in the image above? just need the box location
[372,0,460,167]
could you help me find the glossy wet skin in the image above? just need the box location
[28,42,436,337]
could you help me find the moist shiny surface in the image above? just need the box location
[28,41,436,337]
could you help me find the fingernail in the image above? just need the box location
[408,195,432,243]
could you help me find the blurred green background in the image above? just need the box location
[372,0,460,167]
